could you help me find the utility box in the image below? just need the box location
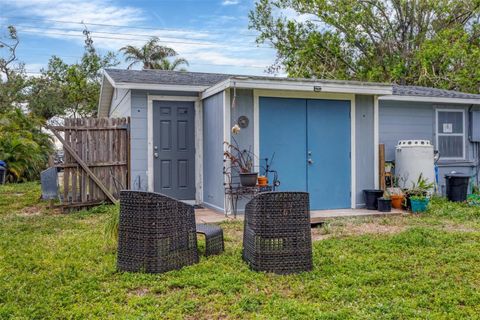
[470,111,480,142]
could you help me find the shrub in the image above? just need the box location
[0,108,53,182]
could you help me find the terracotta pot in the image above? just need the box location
[390,195,404,209]
[257,175,268,186]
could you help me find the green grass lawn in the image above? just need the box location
[1,183,480,319]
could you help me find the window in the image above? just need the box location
[436,109,465,159]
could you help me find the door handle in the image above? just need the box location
[154,152,159,158]
[308,158,314,164]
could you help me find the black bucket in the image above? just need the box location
[364,189,384,210]
[445,173,470,202]
[377,198,392,212]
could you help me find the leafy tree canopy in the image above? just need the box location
[28,29,119,119]
[250,0,480,93]
[0,26,27,112]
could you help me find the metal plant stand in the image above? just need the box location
[224,185,272,218]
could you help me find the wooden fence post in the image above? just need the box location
[379,144,386,190]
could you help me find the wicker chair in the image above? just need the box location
[242,192,313,274]
[117,191,199,273]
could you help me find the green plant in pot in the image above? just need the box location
[404,173,434,213]
[224,140,258,187]
[467,184,480,206]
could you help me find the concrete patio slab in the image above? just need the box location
[310,208,405,224]
[195,208,406,224]
[195,208,239,224]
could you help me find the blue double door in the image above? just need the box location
[260,97,351,210]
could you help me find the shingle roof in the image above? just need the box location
[105,69,231,87]
[393,84,480,100]
[104,68,390,88]
[104,69,480,99]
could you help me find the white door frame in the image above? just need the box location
[373,95,379,189]
[147,95,203,203]
[253,89,357,208]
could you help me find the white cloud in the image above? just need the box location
[8,0,143,27]
[222,0,240,6]
[3,0,276,75]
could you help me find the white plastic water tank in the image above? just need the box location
[395,140,435,189]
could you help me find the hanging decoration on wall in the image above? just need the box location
[238,115,249,129]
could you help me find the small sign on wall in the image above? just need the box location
[443,123,453,133]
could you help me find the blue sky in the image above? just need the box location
[0,0,280,76]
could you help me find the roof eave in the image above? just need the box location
[97,73,115,118]
[113,82,209,92]
[379,95,480,105]
[201,78,393,100]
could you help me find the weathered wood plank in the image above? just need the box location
[47,124,118,204]
[50,126,129,131]
[379,144,386,190]
[71,123,77,202]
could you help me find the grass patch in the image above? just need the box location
[1,183,480,318]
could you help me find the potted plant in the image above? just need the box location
[467,184,480,206]
[377,191,392,212]
[257,175,268,186]
[385,162,394,173]
[224,140,258,187]
[403,174,434,212]
[410,195,430,213]
[363,189,384,210]
[387,177,404,209]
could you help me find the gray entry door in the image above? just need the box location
[153,100,195,200]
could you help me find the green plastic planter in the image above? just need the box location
[410,198,429,213]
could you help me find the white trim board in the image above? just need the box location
[202,79,392,100]
[253,89,357,209]
[146,95,202,203]
[116,82,209,92]
[223,89,231,214]
[379,95,480,105]
[373,95,379,189]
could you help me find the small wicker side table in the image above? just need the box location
[196,224,224,256]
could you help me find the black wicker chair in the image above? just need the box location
[242,192,313,274]
[117,191,199,273]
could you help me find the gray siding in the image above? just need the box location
[202,92,225,210]
[230,89,254,152]
[379,100,479,193]
[129,89,199,191]
[130,91,148,191]
[230,89,255,212]
[109,88,131,117]
[379,101,434,161]
[355,95,375,207]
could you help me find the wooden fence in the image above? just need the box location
[48,117,130,209]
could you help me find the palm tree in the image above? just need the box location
[153,58,189,71]
[119,37,188,70]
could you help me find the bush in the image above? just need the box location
[0,108,53,182]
